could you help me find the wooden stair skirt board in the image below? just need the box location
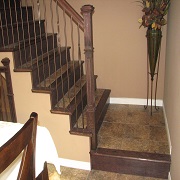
[69,89,111,137]
[95,89,111,134]
[90,148,171,179]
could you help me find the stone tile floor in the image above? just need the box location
[98,104,170,155]
[60,166,166,180]
[58,104,170,180]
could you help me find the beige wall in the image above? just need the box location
[67,0,166,99]
[163,1,180,179]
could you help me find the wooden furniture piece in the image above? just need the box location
[0,112,49,179]
[0,58,17,122]
[36,162,49,180]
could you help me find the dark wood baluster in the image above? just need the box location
[81,5,96,150]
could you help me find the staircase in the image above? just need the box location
[0,0,110,138]
[0,0,170,179]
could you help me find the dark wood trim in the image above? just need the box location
[95,89,111,134]
[0,112,38,178]
[36,161,49,180]
[54,0,84,31]
[69,128,92,137]
[91,148,171,179]
[1,58,17,122]
[81,5,96,150]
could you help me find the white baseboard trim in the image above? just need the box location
[110,98,163,106]
[168,172,171,180]
[59,158,91,171]
[162,104,172,155]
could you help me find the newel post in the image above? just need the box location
[1,58,17,122]
[81,5,97,150]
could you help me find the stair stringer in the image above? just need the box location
[0,52,90,163]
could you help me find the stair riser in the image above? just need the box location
[43,65,76,90]
[0,0,21,8]
[31,49,70,88]
[0,21,45,47]
[91,149,171,179]
[70,76,99,131]
[32,63,68,90]
[51,64,83,108]
[53,49,71,70]
[0,7,33,25]
[95,90,110,134]
[13,34,57,68]
[70,87,87,128]
[67,81,87,111]
[69,76,98,127]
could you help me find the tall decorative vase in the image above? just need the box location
[145,28,162,115]
[146,28,162,81]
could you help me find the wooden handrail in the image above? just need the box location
[54,0,84,31]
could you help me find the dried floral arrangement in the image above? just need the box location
[138,0,171,29]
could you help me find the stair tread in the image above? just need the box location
[59,75,99,113]
[36,60,83,89]
[0,33,54,52]
[50,75,87,115]
[69,128,92,137]
[54,75,87,109]
[15,46,70,71]
[97,104,170,155]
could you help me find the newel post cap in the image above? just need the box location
[81,5,95,14]
[1,58,10,67]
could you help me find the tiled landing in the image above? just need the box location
[98,104,170,155]
[59,104,170,180]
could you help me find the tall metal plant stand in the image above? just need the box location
[144,29,162,116]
